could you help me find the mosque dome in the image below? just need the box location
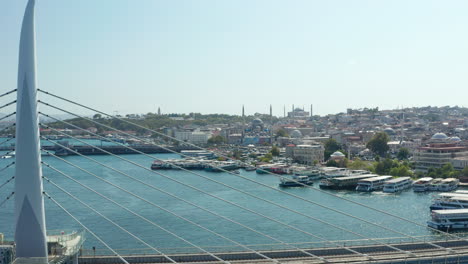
[252,118,263,125]
[290,130,303,138]
[252,118,263,124]
[450,136,461,142]
[383,128,395,134]
[331,151,345,157]
[431,133,448,140]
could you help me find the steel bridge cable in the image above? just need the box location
[0,176,14,191]
[0,192,14,208]
[38,120,451,254]
[0,137,15,148]
[43,192,130,264]
[39,128,429,258]
[0,89,17,98]
[0,113,16,122]
[0,101,17,111]
[39,140,366,261]
[0,162,15,174]
[35,104,459,242]
[40,160,279,264]
[0,123,16,134]
[42,177,180,264]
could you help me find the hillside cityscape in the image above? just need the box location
[3,104,468,179]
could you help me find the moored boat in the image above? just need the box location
[427,209,468,231]
[413,177,434,192]
[279,175,313,187]
[356,175,393,192]
[429,192,468,210]
[438,178,459,192]
[427,178,443,191]
[383,177,412,193]
[322,174,378,190]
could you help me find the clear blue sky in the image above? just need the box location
[2,0,468,116]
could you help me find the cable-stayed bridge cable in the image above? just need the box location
[43,192,130,264]
[0,162,15,173]
[0,124,16,135]
[35,101,443,234]
[0,101,17,111]
[38,121,452,254]
[36,104,459,242]
[40,130,435,258]
[35,92,450,232]
[0,113,16,122]
[0,176,14,191]
[0,192,14,208]
[41,160,279,264]
[0,137,15,148]
[39,140,368,261]
[0,89,17,98]
[42,176,180,264]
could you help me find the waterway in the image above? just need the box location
[0,148,452,256]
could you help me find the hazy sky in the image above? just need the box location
[2,0,468,117]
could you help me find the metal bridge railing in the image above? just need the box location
[79,232,468,256]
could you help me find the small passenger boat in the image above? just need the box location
[356,175,392,192]
[438,178,459,192]
[413,177,434,192]
[428,209,468,231]
[279,175,313,187]
[383,177,412,193]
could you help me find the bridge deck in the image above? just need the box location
[78,239,468,264]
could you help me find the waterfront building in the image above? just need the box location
[291,144,324,165]
[175,130,210,145]
[413,133,468,172]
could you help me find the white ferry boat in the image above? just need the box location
[427,178,443,191]
[321,174,376,190]
[382,177,412,193]
[293,168,321,180]
[279,175,313,187]
[412,177,434,192]
[320,167,349,178]
[427,209,468,231]
[356,175,392,192]
[438,178,459,192]
[429,193,468,210]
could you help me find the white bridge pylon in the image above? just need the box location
[14,0,48,259]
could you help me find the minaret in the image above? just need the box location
[242,104,245,118]
[269,104,272,118]
[400,112,405,144]
[283,105,286,118]
[15,0,48,259]
[157,107,161,115]
[310,104,313,117]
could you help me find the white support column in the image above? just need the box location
[14,0,48,259]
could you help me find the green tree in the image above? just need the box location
[396,148,410,160]
[326,159,339,167]
[366,132,390,157]
[207,135,226,145]
[461,166,468,177]
[270,146,280,156]
[324,138,341,160]
[275,129,289,138]
[347,158,368,170]
[260,153,273,162]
